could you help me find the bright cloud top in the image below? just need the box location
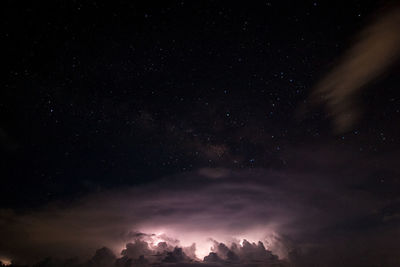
[1,150,399,267]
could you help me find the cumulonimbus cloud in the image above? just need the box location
[1,147,400,266]
[0,168,294,264]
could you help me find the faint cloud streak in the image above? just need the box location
[310,6,400,133]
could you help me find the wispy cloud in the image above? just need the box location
[310,5,400,133]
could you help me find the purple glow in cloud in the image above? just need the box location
[1,147,399,266]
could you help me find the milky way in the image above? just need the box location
[3,1,400,267]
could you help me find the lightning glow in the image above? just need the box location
[123,226,281,261]
[0,257,12,266]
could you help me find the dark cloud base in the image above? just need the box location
[5,238,288,267]
[1,147,400,267]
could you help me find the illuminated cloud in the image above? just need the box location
[0,257,12,266]
[0,147,399,266]
[0,168,292,265]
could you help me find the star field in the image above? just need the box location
[3,1,400,209]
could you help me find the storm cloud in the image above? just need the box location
[1,146,400,266]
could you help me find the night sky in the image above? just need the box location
[2,1,400,266]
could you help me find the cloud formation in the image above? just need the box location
[1,146,400,266]
[310,5,400,132]
[26,237,287,267]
